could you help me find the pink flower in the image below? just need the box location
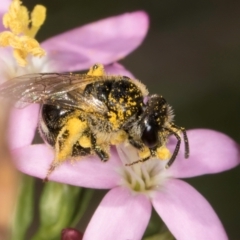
[13,126,240,240]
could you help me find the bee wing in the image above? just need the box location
[0,73,108,114]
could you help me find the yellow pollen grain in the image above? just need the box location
[126,110,131,116]
[108,111,120,130]
[156,146,171,160]
[0,0,46,67]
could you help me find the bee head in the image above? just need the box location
[140,95,168,148]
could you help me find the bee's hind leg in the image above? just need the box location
[44,162,60,182]
[44,115,90,181]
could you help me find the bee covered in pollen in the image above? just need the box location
[0,64,189,180]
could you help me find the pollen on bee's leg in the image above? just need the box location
[79,135,91,148]
[156,146,171,161]
[138,146,151,160]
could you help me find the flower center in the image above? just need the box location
[0,0,46,66]
[116,144,169,196]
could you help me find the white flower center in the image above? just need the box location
[116,143,169,196]
[0,49,57,83]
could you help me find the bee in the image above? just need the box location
[0,64,189,180]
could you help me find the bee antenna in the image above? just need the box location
[165,125,189,169]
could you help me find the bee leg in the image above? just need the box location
[125,155,151,166]
[44,162,59,182]
[90,134,109,162]
[128,136,145,149]
[125,137,152,166]
[44,116,89,180]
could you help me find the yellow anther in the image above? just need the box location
[31,5,46,28]
[0,0,47,67]
[27,5,46,37]
[0,31,15,47]
[3,0,29,35]
[19,36,45,57]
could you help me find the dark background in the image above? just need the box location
[24,0,240,239]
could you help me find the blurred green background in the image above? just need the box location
[23,0,240,239]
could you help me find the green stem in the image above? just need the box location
[10,175,35,240]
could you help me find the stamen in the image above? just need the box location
[117,144,166,194]
[0,0,47,66]
[13,49,27,66]
[3,0,29,34]
[141,165,151,189]
[27,5,46,37]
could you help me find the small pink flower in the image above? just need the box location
[13,127,239,240]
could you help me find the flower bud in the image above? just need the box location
[31,182,93,240]
[61,228,83,240]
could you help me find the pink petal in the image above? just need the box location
[166,129,240,178]
[83,187,151,240]
[0,1,10,31]
[13,144,121,189]
[152,179,228,240]
[104,62,135,78]
[0,0,10,12]
[42,11,149,72]
[8,104,39,149]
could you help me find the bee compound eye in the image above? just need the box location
[141,124,158,148]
